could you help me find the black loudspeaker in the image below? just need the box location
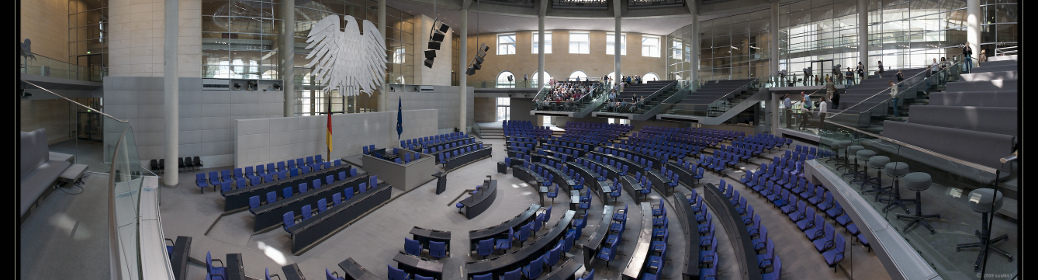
[425,50,437,59]
[466,66,476,76]
[439,23,450,33]
[428,41,441,50]
[474,55,484,65]
[424,58,434,68]
[431,32,445,42]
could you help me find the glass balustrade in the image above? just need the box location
[20,52,106,82]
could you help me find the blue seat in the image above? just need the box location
[196,173,210,193]
[301,204,313,220]
[206,251,227,280]
[298,183,308,194]
[221,182,233,195]
[283,187,294,199]
[762,255,782,280]
[249,196,261,210]
[250,176,261,187]
[236,179,247,190]
[477,238,494,259]
[358,182,367,193]
[597,242,617,266]
[578,268,595,280]
[262,173,273,183]
[429,241,446,259]
[503,267,523,280]
[326,269,345,280]
[317,198,327,214]
[472,273,494,280]
[495,227,513,252]
[532,213,544,232]
[312,179,322,189]
[387,265,410,280]
[404,238,422,256]
[233,168,244,181]
[545,243,563,269]
[823,234,846,272]
[332,193,342,206]
[266,191,278,204]
[338,171,347,181]
[522,255,545,279]
[547,185,558,203]
[514,223,531,246]
[344,187,354,200]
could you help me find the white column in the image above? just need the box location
[538,15,545,89]
[689,12,698,84]
[967,0,980,68]
[459,10,468,131]
[282,0,295,117]
[163,0,179,186]
[614,17,621,88]
[858,0,868,80]
[378,0,387,112]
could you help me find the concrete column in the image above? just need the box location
[459,10,467,131]
[689,13,698,84]
[967,0,980,68]
[858,0,867,80]
[378,0,387,112]
[538,15,545,89]
[614,17,621,87]
[770,1,779,76]
[282,0,295,117]
[163,0,179,186]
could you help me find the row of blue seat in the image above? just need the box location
[400,132,470,151]
[436,144,485,164]
[280,175,380,233]
[403,238,447,260]
[714,180,782,280]
[420,138,478,154]
[597,203,628,266]
[641,199,670,279]
[470,217,582,280]
[195,155,338,194]
[246,169,360,211]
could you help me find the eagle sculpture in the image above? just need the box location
[305,15,387,97]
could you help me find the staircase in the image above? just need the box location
[475,124,504,139]
[592,80,678,121]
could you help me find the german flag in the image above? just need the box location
[327,112,333,156]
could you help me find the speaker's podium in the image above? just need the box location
[432,172,447,195]
[363,148,437,192]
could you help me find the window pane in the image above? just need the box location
[498,33,516,55]
[570,32,589,54]
[533,31,552,54]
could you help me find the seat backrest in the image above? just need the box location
[301,204,312,219]
[249,196,261,209]
[299,183,308,194]
[283,187,294,199]
[405,238,421,256]
[283,211,295,228]
[332,193,342,206]
[430,241,446,257]
[318,198,327,213]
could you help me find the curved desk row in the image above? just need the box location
[223,164,354,212]
[566,162,615,199]
[598,146,663,169]
[702,183,763,280]
[672,190,702,280]
[394,252,461,280]
[540,247,586,280]
[338,258,380,280]
[666,161,697,187]
[469,204,541,250]
[539,144,588,158]
[285,181,392,255]
[430,142,481,163]
[621,202,654,280]
[459,179,498,219]
[251,173,369,232]
[587,150,647,176]
[444,146,493,171]
[465,210,577,278]
[410,226,452,255]
[579,204,615,267]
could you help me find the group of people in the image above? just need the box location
[782,92,828,130]
[536,80,598,111]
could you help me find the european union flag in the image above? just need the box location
[396,96,403,140]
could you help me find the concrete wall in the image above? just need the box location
[20,0,71,62]
[473,97,497,122]
[384,85,473,132]
[234,109,438,169]
[104,77,284,167]
[108,0,202,77]
[19,99,81,145]
[465,30,668,84]
[508,98,536,123]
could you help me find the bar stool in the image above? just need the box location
[840,145,864,176]
[881,162,913,213]
[861,156,890,197]
[956,188,1013,272]
[850,149,876,185]
[896,172,940,234]
[833,140,854,171]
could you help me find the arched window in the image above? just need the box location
[569,71,588,81]
[497,71,516,88]
[530,71,553,87]
[642,73,660,82]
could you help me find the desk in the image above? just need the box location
[540,249,585,280]
[286,183,393,255]
[567,162,613,198]
[672,190,701,280]
[251,174,367,232]
[410,226,451,254]
[432,172,447,194]
[226,253,246,280]
[621,203,653,280]
[281,263,307,280]
[393,252,445,279]
[170,236,192,280]
[469,204,540,250]
[580,205,615,267]
[444,147,493,170]
[466,210,576,276]
[702,183,764,280]
[223,164,353,212]
[338,258,380,280]
[460,179,498,219]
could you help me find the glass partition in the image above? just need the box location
[533,81,605,112]
[20,52,106,82]
[106,117,148,280]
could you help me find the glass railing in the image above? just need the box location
[19,52,106,82]
[533,84,604,112]
[466,81,543,88]
[597,81,680,114]
[657,79,757,117]
[23,80,167,280]
[815,119,1017,280]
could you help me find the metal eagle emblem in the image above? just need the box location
[305,15,387,97]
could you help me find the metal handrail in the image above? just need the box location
[824,53,963,120]
[23,80,125,123]
[108,128,128,280]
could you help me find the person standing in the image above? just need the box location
[876,61,885,78]
[818,95,829,129]
[846,67,855,86]
[979,49,988,63]
[962,43,973,73]
[888,80,900,117]
[825,76,837,109]
[799,91,813,130]
[856,62,865,81]
[896,69,904,83]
